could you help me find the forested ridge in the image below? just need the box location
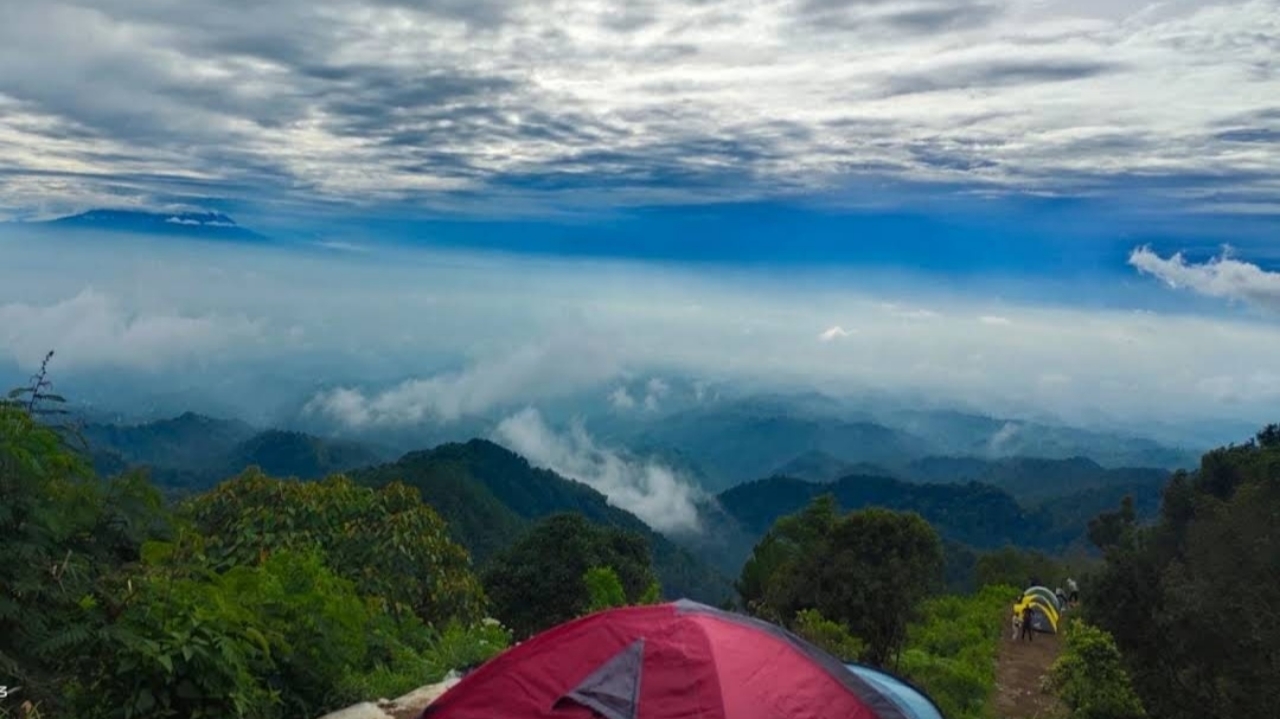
[2,360,1275,719]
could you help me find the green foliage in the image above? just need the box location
[76,545,503,719]
[736,493,840,622]
[420,619,512,677]
[738,495,944,667]
[481,513,661,638]
[809,507,945,666]
[181,469,486,626]
[637,580,662,605]
[584,567,628,612]
[898,584,1012,719]
[1083,426,1280,719]
[791,609,866,661]
[1047,620,1146,719]
[2,375,510,719]
[1,380,171,714]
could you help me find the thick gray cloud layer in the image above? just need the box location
[1,0,1278,218]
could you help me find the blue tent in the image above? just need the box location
[845,663,946,719]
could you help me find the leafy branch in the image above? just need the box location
[4,350,88,456]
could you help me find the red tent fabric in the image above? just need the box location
[421,599,924,719]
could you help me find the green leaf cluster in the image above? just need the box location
[480,513,662,638]
[898,584,1012,719]
[179,469,487,627]
[737,495,944,667]
[0,369,509,719]
[1082,424,1280,719]
[1046,620,1146,719]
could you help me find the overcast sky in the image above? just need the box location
[1,0,1278,449]
[1,0,1277,221]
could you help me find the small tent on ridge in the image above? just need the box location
[1014,586,1061,634]
[421,599,947,719]
[1022,586,1062,613]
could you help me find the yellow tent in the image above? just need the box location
[1013,594,1059,633]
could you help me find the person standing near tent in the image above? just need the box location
[1020,605,1034,642]
[1067,577,1079,605]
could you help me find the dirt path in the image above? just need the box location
[993,630,1065,719]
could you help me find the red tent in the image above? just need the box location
[421,599,937,719]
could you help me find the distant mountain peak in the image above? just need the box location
[40,207,268,241]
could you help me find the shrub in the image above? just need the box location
[181,470,487,627]
[584,567,628,612]
[897,584,1012,719]
[1047,619,1146,719]
[792,609,866,662]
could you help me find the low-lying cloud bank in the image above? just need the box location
[493,408,706,534]
[2,231,1280,441]
[0,287,266,371]
[303,338,622,428]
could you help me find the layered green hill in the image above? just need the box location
[713,468,1170,566]
[718,473,1038,551]
[82,413,386,490]
[82,411,256,469]
[902,455,1170,502]
[349,439,734,604]
[224,429,382,480]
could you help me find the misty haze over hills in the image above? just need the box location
[63,400,1184,595]
[0,209,1272,536]
[63,382,1196,538]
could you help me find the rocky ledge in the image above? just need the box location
[317,673,461,719]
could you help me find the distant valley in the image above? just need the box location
[73,403,1181,604]
[599,394,1197,492]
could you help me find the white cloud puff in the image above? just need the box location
[1130,245,1280,313]
[493,407,706,534]
[820,325,854,341]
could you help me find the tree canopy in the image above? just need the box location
[1083,425,1280,719]
[0,369,508,718]
[738,494,944,667]
[481,513,661,639]
[181,469,486,626]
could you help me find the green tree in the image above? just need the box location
[736,494,839,621]
[791,608,866,661]
[181,469,486,626]
[898,585,1012,719]
[76,543,490,719]
[1047,620,1146,719]
[1,368,512,719]
[584,567,628,612]
[1,369,170,714]
[802,507,944,667]
[1084,425,1280,719]
[738,497,944,668]
[481,513,660,638]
